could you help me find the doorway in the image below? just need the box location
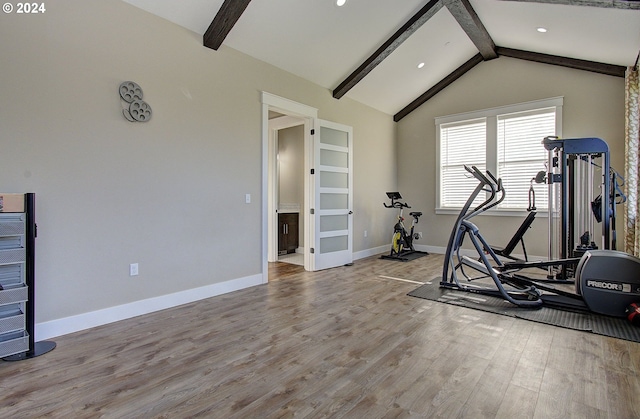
[262,93,317,281]
[261,92,354,282]
[269,116,305,266]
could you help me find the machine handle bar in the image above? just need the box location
[462,165,506,214]
[464,165,501,190]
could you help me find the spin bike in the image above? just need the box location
[440,165,640,317]
[381,192,428,261]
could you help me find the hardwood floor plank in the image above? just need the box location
[602,336,640,375]
[414,354,490,417]
[460,344,523,417]
[494,383,537,419]
[604,368,640,419]
[510,323,555,392]
[1,254,639,418]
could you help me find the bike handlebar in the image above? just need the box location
[384,202,410,209]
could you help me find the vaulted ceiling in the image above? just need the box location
[124,0,640,120]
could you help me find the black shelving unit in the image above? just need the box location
[1,193,55,361]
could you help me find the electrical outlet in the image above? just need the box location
[364,230,368,238]
[417,232,423,239]
[130,263,139,276]
[245,193,251,204]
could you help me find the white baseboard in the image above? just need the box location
[36,273,263,340]
[353,245,389,260]
[415,244,445,254]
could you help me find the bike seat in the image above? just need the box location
[409,212,422,217]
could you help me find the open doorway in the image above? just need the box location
[261,92,317,281]
[269,115,305,266]
[261,92,354,282]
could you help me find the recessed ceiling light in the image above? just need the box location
[417,62,425,69]
[336,0,346,6]
[537,27,548,33]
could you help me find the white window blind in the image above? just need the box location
[436,97,562,213]
[497,108,554,210]
[440,118,486,208]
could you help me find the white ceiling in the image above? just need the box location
[123,0,640,116]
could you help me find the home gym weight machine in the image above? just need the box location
[440,160,640,317]
[539,136,615,279]
[381,192,427,261]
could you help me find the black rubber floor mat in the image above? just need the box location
[380,251,428,262]
[515,307,591,331]
[590,315,640,342]
[408,281,640,343]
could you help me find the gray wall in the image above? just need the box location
[0,0,396,328]
[397,57,625,258]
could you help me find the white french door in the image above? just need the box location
[310,119,353,271]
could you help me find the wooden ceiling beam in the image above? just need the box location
[444,0,497,60]
[496,47,626,77]
[394,53,483,122]
[332,0,443,100]
[500,0,640,10]
[203,0,253,51]
[394,47,626,121]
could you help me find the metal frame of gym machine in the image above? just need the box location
[541,136,611,280]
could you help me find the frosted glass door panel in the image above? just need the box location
[320,236,348,254]
[320,149,348,168]
[320,171,348,188]
[320,193,348,210]
[320,127,348,147]
[320,215,348,232]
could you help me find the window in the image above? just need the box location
[497,108,555,210]
[440,118,486,208]
[436,97,562,213]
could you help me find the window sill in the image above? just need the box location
[435,207,550,217]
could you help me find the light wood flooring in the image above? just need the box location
[2,254,640,418]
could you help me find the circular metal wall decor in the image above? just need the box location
[119,81,152,122]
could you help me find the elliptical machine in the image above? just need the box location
[440,164,640,317]
[381,192,428,261]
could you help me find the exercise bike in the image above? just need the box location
[380,192,428,261]
[440,165,640,317]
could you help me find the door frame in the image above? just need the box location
[261,92,317,282]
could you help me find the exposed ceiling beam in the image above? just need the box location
[496,47,626,77]
[332,0,443,100]
[443,0,497,60]
[395,47,626,121]
[500,0,640,10]
[203,0,253,51]
[394,53,483,122]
